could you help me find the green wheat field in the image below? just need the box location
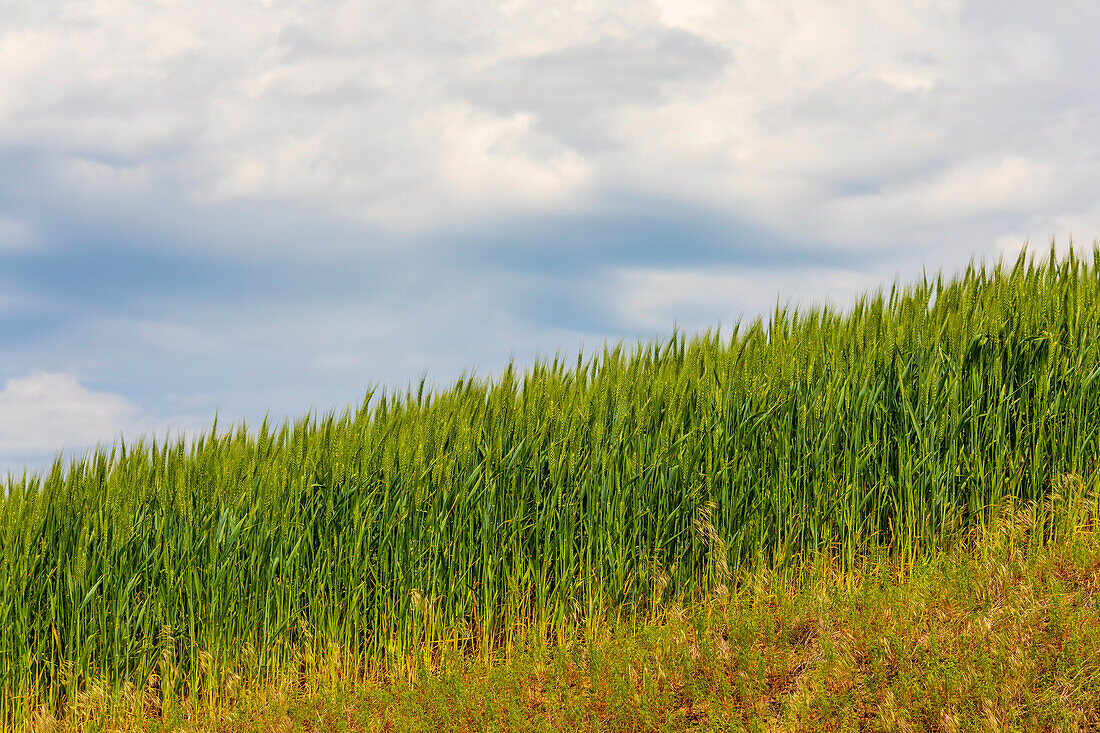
[5,249,1100,730]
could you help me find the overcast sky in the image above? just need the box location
[3,0,1100,475]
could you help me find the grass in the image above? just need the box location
[6,246,1100,728]
[61,502,1100,731]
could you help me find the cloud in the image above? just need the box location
[3,0,1100,251]
[460,29,729,153]
[615,266,885,333]
[0,372,139,458]
[0,372,211,477]
[0,200,857,448]
[0,215,36,252]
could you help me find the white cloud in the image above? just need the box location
[0,215,36,252]
[59,158,155,200]
[2,0,1099,255]
[0,372,140,457]
[993,209,1100,260]
[0,371,211,477]
[615,266,885,333]
[807,156,1066,248]
[428,105,592,223]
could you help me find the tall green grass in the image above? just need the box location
[4,248,1100,726]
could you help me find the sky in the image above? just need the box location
[2,0,1100,475]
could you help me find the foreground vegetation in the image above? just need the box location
[52,504,1100,731]
[5,248,1100,727]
